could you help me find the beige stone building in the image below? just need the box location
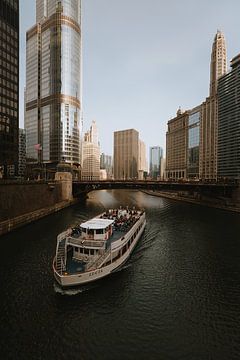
[82,121,100,180]
[200,30,227,180]
[114,129,139,180]
[165,31,227,181]
[166,108,188,180]
[138,139,148,179]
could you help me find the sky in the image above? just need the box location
[19,0,240,158]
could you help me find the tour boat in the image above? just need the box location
[53,207,146,287]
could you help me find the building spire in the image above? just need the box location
[209,30,227,96]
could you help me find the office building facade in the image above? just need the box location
[100,153,113,179]
[138,140,147,179]
[114,129,139,180]
[0,0,19,177]
[149,146,163,180]
[166,108,188,180]
[82,121,100,180]
[200,30,227,180]
[218,54,240,179]
[187,106,201,179]
[25,0,82,171]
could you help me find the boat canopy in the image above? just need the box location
[80,218,114,230]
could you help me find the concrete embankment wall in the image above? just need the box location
[0,175,79,236]
[0,182,62,221]
[0,199,78,236]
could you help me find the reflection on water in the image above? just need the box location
[0,190,240,360]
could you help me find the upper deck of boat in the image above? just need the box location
[66,209,143,249]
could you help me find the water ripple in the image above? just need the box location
[1,190,240,360]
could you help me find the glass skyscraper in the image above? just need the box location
[149,146,163,179]
[25,0,82,171]
[0,0,19,178]
[187,108,200,179]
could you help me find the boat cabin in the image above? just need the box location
[80,218,114,241]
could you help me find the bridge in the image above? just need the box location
[72,179,238,199]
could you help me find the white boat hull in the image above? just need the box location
[54,218,146,287]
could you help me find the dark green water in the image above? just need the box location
[0,190,240,360]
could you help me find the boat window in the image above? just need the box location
[90,249,94,255]
[96,229,104,234]
[82,228,86,233]
[75,247,78,252]
[84,248,89,255]
[88,229,94,235]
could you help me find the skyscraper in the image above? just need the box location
[200,30,227,180]
[138,139,148,174]
[0,0,19,178]
[100,153,113,179]
[166,108,188,180]
[114,129,139,180]
[149,146,163,180]
[82,121,100,180]
[25,0,82,172]
[187,106,201,179]
[218,54,240,180]
[209,30,227,97]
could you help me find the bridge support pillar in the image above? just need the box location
[55,172,73,201]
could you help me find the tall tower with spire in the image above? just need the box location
[209,30,227,96]
[25,0,82,174]
[200,30,227,180]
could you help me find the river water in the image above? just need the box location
[0,190,240,360]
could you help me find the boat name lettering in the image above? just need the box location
[89,269,103,277]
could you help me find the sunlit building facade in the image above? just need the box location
[0,0,19,177]
[82,121,100,180]
[166,108,188,180]
[200,30,227,180]
[138,140,147,179]
[114,129,139,180]
[25,0,82,170]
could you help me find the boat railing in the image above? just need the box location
[68,237,105,249]
[60,257,65,275]
[86,248,111,270]
[83,235,94,240]
[57,228,72,242]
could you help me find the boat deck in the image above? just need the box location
[65,228,128,274]
[106,228,127,247]
[66,257,86,274]
[61,211,142,275]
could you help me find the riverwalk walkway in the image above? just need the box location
[142,190,240,213]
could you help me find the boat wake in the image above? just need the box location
[53,282,98,296]
[133,226,159,255]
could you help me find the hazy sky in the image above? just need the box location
[19,0,240,157]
